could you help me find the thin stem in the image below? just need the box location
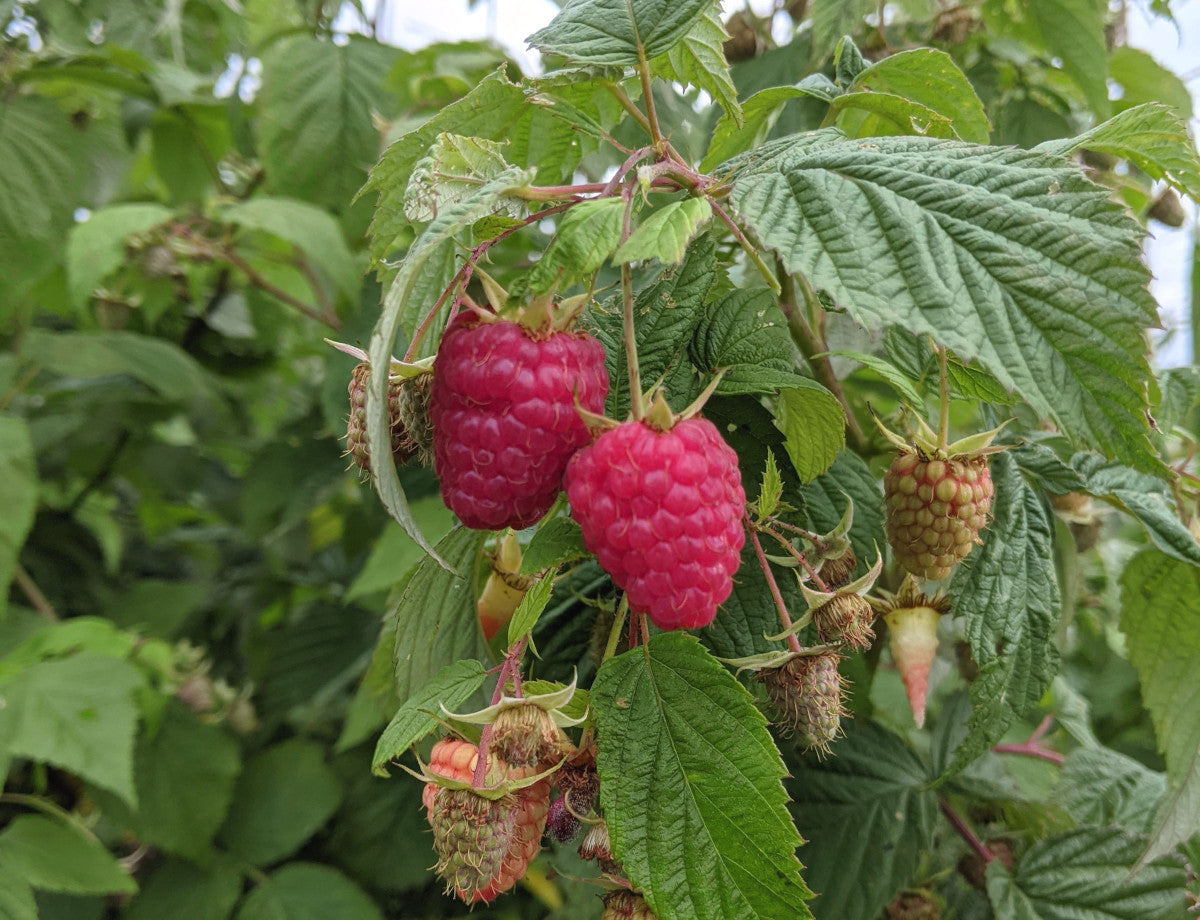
[1029,714,1054,743]
[13,564,57,621]
[635,49,664,149]
[0,793,97,842]
[766,529,829,592]
[991,743,1065,766]
[939,798,993,864]
[603,82,654,137]
[620,183,644,417]
[778,272,871,454]
[767,517,830,551]
[222,249,341,330]
[471,637,529,787]
[0,362,41,413]
[746,517,803,654]
[602,596,630,663]
[710,201,781,294]
[937,345,950,453]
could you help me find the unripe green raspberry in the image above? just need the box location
[812,592,876,650]
[602,890,657,919]
[760,652,846,755]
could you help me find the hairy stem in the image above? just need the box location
[937,345,951,453]
[939,798,994,864]
[778,272,871,454]
[746,517,804,654]
[635,48,664,150]
[620,183,644,417]
[222,249,341,330]
[603,82,654,137]
[710,201,781,294]
[766,529,829,592]
[472,637,528,787]
[602,596,630,663]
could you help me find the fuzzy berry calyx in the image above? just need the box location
[602,890,658,920]
[430,311,608,531]
[565,415,745,630]
[760,651,846,755]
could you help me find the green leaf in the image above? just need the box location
[0,417,36,623]
[98,702,241,862]
[346,496,456,600]
[727,132,1158,470]
[66,204,172,309]
[371,659,488,777]
[390,527,493,705]
[234,864,382,920]
[0,866,36,920]
[507,573,556,646]
[774,387,846,483]
[367,170,535,562]
[0,815,135,896]
[788,722,939,920]
[404,134,520,223]
[703,86,825,173]
[614,198,713,266]
[809,0,875,65]
[521,517,591,575]
[529,197,625,293]
[652,2,742,125]
[1109,47,1194,120]
[986,827,1188,920]
[125,858,243,920]
[827,351,924,406]
[799,450,885,582]
[592,632,812,920]
[844,49,990,143]
[219,740,343,866]
[757,450,784,520]
[947,453,1060,773]
[0,654,143,804]
[1120,550,1200,863]
[1057,748,1166,834]
[259,36,398,211]
[223,197,361,300]
[1036,104,1200,204]
[590,234,716,417]
[832,92,956,140]
[1072,453,1200,565]
[1019,0,1110,116]
[527,0,713,66]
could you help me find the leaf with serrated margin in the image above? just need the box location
[828,351,924,406]
[799,451,885,582]
[883,328,1018,405]
[703,86,829,173]
[652,2,741,125]
[787,722,938,920]
[832,92,956,140]
[391,527,492,705]
[1109,47,1194,120]
[986,827,1188,920]
[1157,366,1200,434]
[845,49,990,143]
[727,131,1159,471]
[527,0,713,67]
[1019,0,1109,117]
[775,388,845,482]
[521,517,591,575]
[1072,453,1200,565]
[809,0,875,65]
[404,134,520,222]
[1037,103,1200,203]
[1120,550,1200,864]
[946,453,1060,774]
[0,417,35,623]
[593,633,812,920]
[530,197,625,293]
[372,660,488,776]
[507,573,555,645]
[367,169,536,565]
[1057,748,1166,834]
[614,198,712,265]
[692,287,825,397]
[588,234,717,418]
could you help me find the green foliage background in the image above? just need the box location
[1,0,1199,918]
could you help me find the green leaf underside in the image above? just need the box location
[789,722,939,920]
[372,660,488,776]
[366,170,535,562]
[727,131,1158,470]
[986,827,1187,920]
[0,815,136,896]
[527,0,714,66]
[592,633,812,920]
[947,453,1060,773]
[1119,550,1200,863]
[507,573,556,646]
[614,198,713,266]
[1019,0,1110,117]
[389,527,493,706]
[1037,103,1200,204]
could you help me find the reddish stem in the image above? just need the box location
[746,517,803,654]
[471,637,528,788]
[939,798,994,864]
[992,743,1064,766]
[1029,714,1054,743]
[765,529,830,592]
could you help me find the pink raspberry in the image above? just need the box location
[430,314,609,530]
[564,417,746,630]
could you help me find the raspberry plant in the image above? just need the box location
[2,1,1200,919]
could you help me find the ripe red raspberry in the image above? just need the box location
[564,417,745,630]
[884,451,993,580]
[430,314,608,530]
[423,738,550,904]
